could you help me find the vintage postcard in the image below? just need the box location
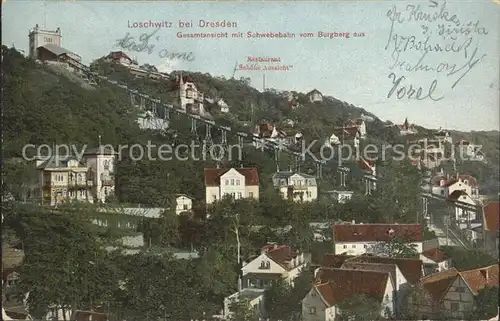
[2,1,499,321]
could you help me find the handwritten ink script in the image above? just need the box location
[115,28,195,62]
[384,0,488,101]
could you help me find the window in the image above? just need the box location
[237,192,242,199]
[183,204,188,210]
[364,244,368,248]
[225,179,229,185]
[441,190,445,195]
[236,179,240,186]
[450,302,459,310]
[231,179,235,185]
[249,192,254,198]
[44,37,53,43]
[260,261,270,269]
[231,192,236,198]
[343,245,347,249]
[309,307,316,314]
[352,245,356,248]
[212,195,217,201]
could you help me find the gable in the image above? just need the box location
[176,196,191,203]
[302,286,328,307]
[220,168,245,180]
[242,253,286,275]
[442,274,475,301]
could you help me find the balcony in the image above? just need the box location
[68,181,90,188]
[291,184,308,190]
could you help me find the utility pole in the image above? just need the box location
[232,214,242,292]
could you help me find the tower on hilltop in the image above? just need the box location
[28,24,62,59]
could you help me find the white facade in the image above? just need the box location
[175,195,192,215]
[420,254,451,274]
[272,172,317,202]
[83,149,116,203]
[28,25,62,59]
[205,168,259,205]
[330,190,353,204]
[308,90,323,103]
[178,76,204,112]
[453,193,478,222]
[301,274,394,321]
[334,241,423,256]
[326,133,341,146]
[241,251,305,285]
[217,99,230,113]
[223,290,265,318]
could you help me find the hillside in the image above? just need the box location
[3,45,499,204]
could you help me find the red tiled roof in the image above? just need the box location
[483,202,499,231]
[422,268,459,301]
[314,268,390,307]
[421,248,449,263]
[347,255,423,284]
[333,223,422,243]
[445,175,478,187]
[204,168,259,186]
[333,126,359,139]
[264,245,300,270]
[322,253,356,268]
[459,265,499,294]
[423,265,499,301]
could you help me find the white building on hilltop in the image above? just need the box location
[28,24,62,59]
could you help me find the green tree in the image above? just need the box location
[264,278,293,320]
[471,286,499,320]
[13,204,105,319]
[439,246,497,271]
[228,297,259,321]
[380,237,419,258]
[335,294,387,321]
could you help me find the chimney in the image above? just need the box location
[480,268,488,281]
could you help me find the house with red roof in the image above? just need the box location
[332,222,423,256]
[204,167,259,205]
[431,172,480,200]
[420,247,452,275]
[224,243,307,318]
[311,254,425,318]
[418,264,499,319]
[302,267,395,320]
[482,201,499,257]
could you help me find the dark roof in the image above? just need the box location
[322,253,356,268]
[36,155,86,169]
[106,51,132,61]
[204,168,259,186]
[38,43,77,57]
[448,190,469,201]
[307,89,322,95]
[83,146,117,156]
[483,202,500,231]
[348,255,423,284]
[263,244,300,271]
[314,268,390,307]
[421,248,449,263]
[422,268,459,301]
[332,223,422,243]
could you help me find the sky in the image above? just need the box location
[3,0,499,132]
